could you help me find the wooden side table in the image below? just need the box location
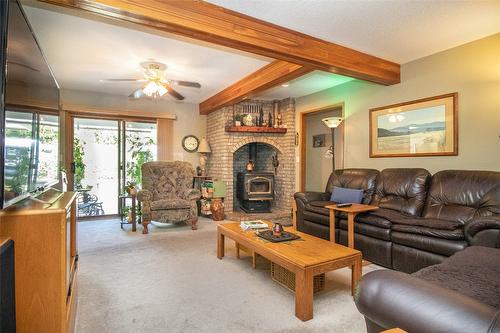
[325,203,378,248]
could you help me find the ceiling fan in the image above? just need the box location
[101,61,201,101]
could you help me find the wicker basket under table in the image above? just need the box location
[271,262,325,293]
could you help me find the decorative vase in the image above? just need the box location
[272,223,283,236]
[127,187,138,196]
[210,198,225,221]
[243,114,253,126]
[235,120,241,126]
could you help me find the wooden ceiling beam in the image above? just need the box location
[37,0,400,86]
[199,60,312,115]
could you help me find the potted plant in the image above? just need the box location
[125,181,138,196]
[234,114,244,126]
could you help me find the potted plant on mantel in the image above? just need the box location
[234,114,244,126]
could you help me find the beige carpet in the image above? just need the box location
[75,218,378,333]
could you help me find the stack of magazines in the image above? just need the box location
[240,220,268,231]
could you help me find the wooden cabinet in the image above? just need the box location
[0,190,78,333]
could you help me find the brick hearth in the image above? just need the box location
[206,98,296,213]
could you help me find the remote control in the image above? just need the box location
[336,203,352,208]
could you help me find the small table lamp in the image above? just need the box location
[322,117,344,171]
[198,138,211,176]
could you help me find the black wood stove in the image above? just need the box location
[237,172,274,213]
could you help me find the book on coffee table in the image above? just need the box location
[240,220,268,230]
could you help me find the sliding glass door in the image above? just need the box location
[73,116,157,217]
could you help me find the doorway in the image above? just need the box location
[300,105,344,192]
[71,116,157,217]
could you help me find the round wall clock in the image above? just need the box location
[182,135,199,152]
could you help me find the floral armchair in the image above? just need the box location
[138,161,201,234]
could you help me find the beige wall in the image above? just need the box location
[296,33,500,190]
[60,88,207,168]
[305,109,343,191]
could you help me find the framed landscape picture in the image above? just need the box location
[369,93,458,158]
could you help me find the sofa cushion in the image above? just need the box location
[391,231,467,256]
[414,246,500,308]
[371,168,431,216]
[338,218,391,241]
[325,168,379,204]
[356,212,392,229]
[150,199,191,211]
[302,211,330,227]
[392,224,465,240]
[423,170,500,225]
[364,208,461,230]
[330,186,364,204]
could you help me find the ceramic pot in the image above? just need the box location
[127,187,138,196]
[210,198,225,221]
[272,223,283,236]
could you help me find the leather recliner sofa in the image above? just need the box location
[294,168,500,273]
[354,246,500,333]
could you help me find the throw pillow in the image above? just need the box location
[330,186,364,204]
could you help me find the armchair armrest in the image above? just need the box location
[293,191,330,203]
[137,189,152,202]
[354,270,500,333]
[184,188,201,201]
[465,215,500,247]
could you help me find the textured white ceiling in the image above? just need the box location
[22,5,271,103]
[207,0,500,63]
[257,71,353,100]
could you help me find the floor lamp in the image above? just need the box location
[322,117,344,171]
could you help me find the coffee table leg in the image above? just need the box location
[295,269,314,321]
[235,242,240,259]
[217,231,225,259]
[351,256,362,296]
[329,209,336,242]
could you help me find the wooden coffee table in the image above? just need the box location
[216,222,362,321]
[326,203,378,248]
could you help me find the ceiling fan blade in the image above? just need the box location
[7,61,40,72]
[168,80,201,88]
[101,78,147,82]
[128,88,144,99]
[163,82,185,100]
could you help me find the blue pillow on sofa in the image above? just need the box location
[330,186,364,204]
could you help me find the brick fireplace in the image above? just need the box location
[206,98,296,214]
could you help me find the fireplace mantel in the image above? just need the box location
[225,126,287,134]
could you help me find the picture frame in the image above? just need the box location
[313,134,326,148]
[369,93,458,158]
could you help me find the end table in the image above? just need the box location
[325,203,378,248]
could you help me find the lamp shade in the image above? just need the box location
[322,117,344,128]
[198,138,211,153]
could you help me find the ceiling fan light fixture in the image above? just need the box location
[157,83,168,96]
[143,81,158,97]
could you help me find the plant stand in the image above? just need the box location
[119,194,140,232]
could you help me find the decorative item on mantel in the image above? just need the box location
[226,101,287,134]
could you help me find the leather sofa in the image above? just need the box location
[354,246,500,333]
[294,168,500,272]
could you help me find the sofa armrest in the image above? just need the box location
[354,270,500,333]
[184,188,201,201]
[465,215,500,247]
[293,191,330,203]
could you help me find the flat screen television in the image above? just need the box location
[1,0,60,208]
